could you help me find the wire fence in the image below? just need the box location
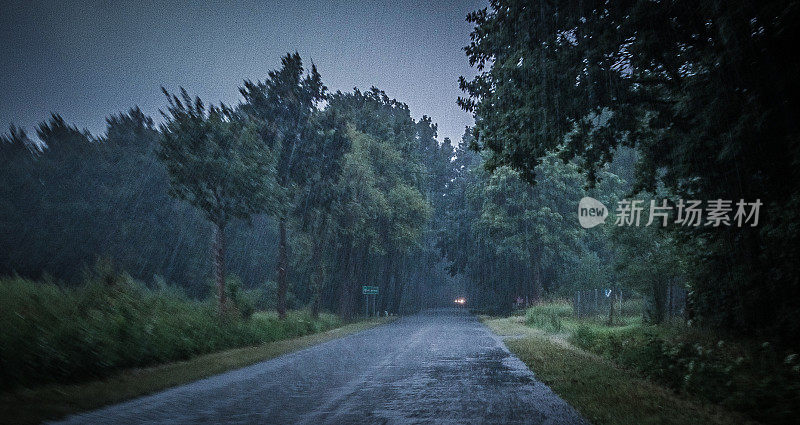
[572,285,687,320]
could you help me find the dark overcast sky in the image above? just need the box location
[0,0,486,144]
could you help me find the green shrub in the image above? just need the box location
[525,301,800,424]
[525,302,572,333]
[246,280,301,311]
[570,323,599,348]
[0,272,343,391]
[618,297,644,317]
[565,317,800,424]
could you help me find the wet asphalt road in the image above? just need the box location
[55,308,588,425]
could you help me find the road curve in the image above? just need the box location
[54,308,588,425]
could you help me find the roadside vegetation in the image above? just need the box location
[486,315,750,425]
[0,55,453,321]
[0,317,388,425]
[489,301,799,425]
[0,262,345,392]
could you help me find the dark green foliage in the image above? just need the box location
[158,88,277,226]
[435,129,629,312]
[569,323,800,424]
[525,303,572,333]
[0,268,340,391]
[0,85,451,319]
[328,87,418,155]
[238,52,327,191]
[238,53,329,318]
[318,88,451,317]
[0,109,286,296]
[158,88,278,313]
[460,0,800,342]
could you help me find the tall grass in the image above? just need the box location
[0,272,341,391]
[523,301,800,425]
[524,302,572,333]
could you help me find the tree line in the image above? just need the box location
[0,49,743,331]
[0,53,455,319]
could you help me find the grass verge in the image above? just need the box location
[0,317,392,425]
[482,316,756,425]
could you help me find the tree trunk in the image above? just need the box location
[356,244,369,316]
[338,238,354,319]
[532,265,543,303]
[213,221,226,315]
[650,281,668,324]
[391,256,404,314]
[379,253,394,313]
[667,284,673,319]
[310,235,324,319]
[276,218,288,319]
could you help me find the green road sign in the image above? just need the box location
[362,285,379,295]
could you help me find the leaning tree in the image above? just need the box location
[238,52,327,318]
[158,88,277,314]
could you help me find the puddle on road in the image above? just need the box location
[428,346,535,387]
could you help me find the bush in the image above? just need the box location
[525,302,572,333]
[0,271,343,391]
[565,319,800,425]
[618,297,644,317]
[524,300,800,424]
[237,280,301,311]
[570,323,599,348]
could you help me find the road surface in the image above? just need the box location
[55,308,588,425]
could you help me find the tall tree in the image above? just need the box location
[327,89,433,316]
[239,53,326,318]
[293,108,350,317]
[328,127,430,318]
[158,88,277,314]
[460,0,800,339]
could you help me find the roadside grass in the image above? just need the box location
[0,317,392,425]
[568,322,799,425]
[0,272,346,391]
[524,300,645,336]
[524,301,800,425]
[483,316,756,425]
